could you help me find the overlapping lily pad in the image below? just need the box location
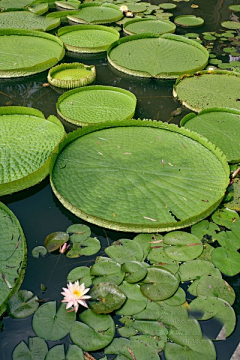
[0,29,65,78]
[181,108,240,163]
[0,202,27,316]
[58,24,120,53]
[108,33,209,78]
[56,85,136,126]
[123,18,176,35]
[67,3,123,24]
[50,119,229,232]
[0,106,65,196]
[174,70,240,111]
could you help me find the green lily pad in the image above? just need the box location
[117,326,138,337]
[178,259,217,282]
[123,18,176,35]
[48,62,96,89]
[164,286,186,306]
[7,290,39,319]
[130,334,166,352]
[88,282,126,314]
[0,202,27,316]
[67,266,93,287]
[190,220,219,242]
[147,244,179,274]
[28,3,49,15]
[133,300,162,320]
[105,239,144,263]
[189,296,236,338]
[44,232,69,253]
[116,282,148,315]
[132,319,168,337]
[211,207,239,228]
[221,21,240,30]
[224,178,240,211]
[90,258,125,285]
[163,231,203,261]
[0,29,64,78]
[0,106,65,196]
[174,15,204,27]
[67,223,91,240]
[56,85,136,126]
[229,5,240,12]
[67,3,123,24]
[0,11,60,31]
[122,261,147,283]
[45,344,84,360]
[159,3,176,10]
[50,120,229,233]
[66,236,100,258]
[58,24,120,53]
[108,33,209,79]
[32,302,76,341]
[196,275,235,305]
[32,246,47,258]
[132,233,152,260]
[174,70,240,111]
[56,0,80,10]
[140,267,179,301]
[168,315,202,342]
[12,337,48,360]
[196,243,216,262]
[157,302,188,326]
[70,309,115,351]
[216,230,240,251]
[211,247,240,276]
[181,108,240,163]
[0,0,45,10]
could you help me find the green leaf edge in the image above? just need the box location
[123,18,176,36]
[0,202,27,316]
[50,118,230,233]
[0,106,66,196]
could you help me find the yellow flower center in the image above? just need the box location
[73,290,82,297]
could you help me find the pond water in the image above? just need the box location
[0,0,240,359]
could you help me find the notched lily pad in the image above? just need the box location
[44,232,69,253]
[32,246,47,258]
[116,282,148,316]
[7,290,39,319]
[211,207,239,228]
[67,266,93,287]
[122,261,147,283]
[90,258,125,285]
[211,247,240,276]
[12,337,48,360]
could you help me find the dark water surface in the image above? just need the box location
[0,0,240,359]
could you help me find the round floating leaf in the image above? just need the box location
[157,302,188,326]
[32,246,47,259]
[67,3,123,24]
[108,33,209,78]
[32,302,76,341]
[88,282,126,314]
[67,266,93,287]
[116,282,148,315]
[67,224,91,240]
[0,11,60,31]
[0,107,65,196]
[178,259,216,282]
[211,207,239,228]
[122,261,147,283]
[196,275,235,305]
[117,326,138,337]
[159,3,176,10]
[58,24,120,53]
[163,231,203,261]
[90,259,125,285]
[164,286,186,306]
[174,70,240,111]
[190,220,219,242]
[66,345,84,360]
[174,15,204,27]
[67,236,100,258]
[181,108,240,163]
[56,85,136,126]
[132,334,166,353]
[124,2,147,12]
[105,239,144,263]
[123,18,176,36]
[48,62,96,89]
[44,232,69,253]
[189,296,236,338]
[167,315,202,343]
[133,300,162,320]
[147,244,179,274]
[221,21,240,30]
[211,247,240,276]
[132,319,168,337]
[50,120,229,233]
[165,335,216,360]
[0,29,64,78]
[216,230,240,251]
[7,290,39,319]
[140,268,179,301]
[45,345,65,360]
[70,309,115,351]
[0,202,27,316]
[12,337,48,360]
[229,5,240,12]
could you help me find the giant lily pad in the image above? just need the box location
[0,11,60,31]
[50,120,229,233]
[67,3,123,25]
[58,25,120,54]
[56,86,136,126]
[0,0,43,11]
[181,108,240,163]
[0,202,27,316]
[0,107,65,196]
[123,18,176,36]
[108,33,209,79]
[70,309,115,351]
[174,70,240,111]
[0,29,64,78]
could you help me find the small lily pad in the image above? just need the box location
[67,266,93,287]
[132,233,152,260]
[221,21,240,30]
[196,275,235,305]
[66,236,100,258]
[191,220,219,242]
[122,261,147,283]
[134,300,162,321]
[88,282,126,314]
[44,232,69,253]
[12,337,48,360]
[116,282,148,315]
[7,290,39,319]
[32,246,47,259]
[178,259,216,282]
[164,287,186,306]
[67,224,91,240]
[211,208,239,228]
[147,240,179,274]
[216,230,240,251]
[174,15,204,27]
[211,247,240,276]
[90,259,125,285]
[105,239,144,264]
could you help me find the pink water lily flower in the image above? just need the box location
[61,281,91,313]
